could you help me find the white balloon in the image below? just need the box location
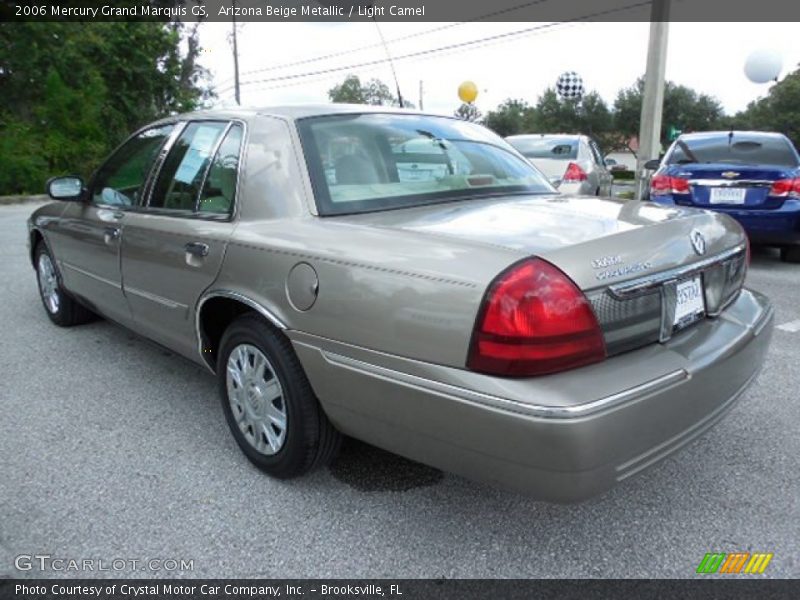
[744,49,783,84]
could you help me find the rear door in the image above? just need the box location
[588,138,614,196]
[120,120,245,358]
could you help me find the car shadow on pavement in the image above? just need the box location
[328,437,444,492]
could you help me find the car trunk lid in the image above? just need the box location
[667,163,794,209]
[339,194,748,356]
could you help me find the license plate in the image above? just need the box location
[673,276,705,330]
[709,187,746,204]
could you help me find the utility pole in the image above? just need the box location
[419,80,424,110]
[231,0,241,105]
[635,0,670,200]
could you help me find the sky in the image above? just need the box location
[196,21,800,117]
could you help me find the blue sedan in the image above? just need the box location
[648,131,800,262]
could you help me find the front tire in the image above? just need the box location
[34,242,94,327]
[780,246,800,263]
[217,314,341,478]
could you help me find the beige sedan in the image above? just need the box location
[29,106,772,501]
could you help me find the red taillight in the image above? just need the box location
[651,174,690,195]
[563,162,588,182]
[769,177,800,198]
[467,258,606,377]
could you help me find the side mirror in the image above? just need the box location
[643,159,661,171]
[47,176,84,201]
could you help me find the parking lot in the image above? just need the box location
[1,200,798,579]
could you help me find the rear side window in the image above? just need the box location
[198,124,243,214]
[92,124,174,207]
[588,140,605,165]
[667,135,800,167]
[149,122,228,211]
[507,137,579,160]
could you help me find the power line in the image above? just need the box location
[222,20,587,100]
[214,0,557,87]
[218,0,651,94]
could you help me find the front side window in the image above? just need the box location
[298,114,554,215]
[666,134,800,167]
[91,124,174,207]
[149,122,229,211]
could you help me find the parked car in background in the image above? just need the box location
[506,133,614,196]
[29,106,772,501]
[647,131,800,262]
[604,157,630,172]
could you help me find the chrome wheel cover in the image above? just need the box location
[37,253,60,314]
[226,344,287,455]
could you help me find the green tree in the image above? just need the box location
[612,77,724,146]
[533,89,614,149]
[328,74,397,106]
[728,67,800,150]
[0,22,212,194]
[454,102,482,122]
[483,99,537,137]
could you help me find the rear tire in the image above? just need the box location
[780,246,800,263]
[34,242,95,327]
[217,314,341,478]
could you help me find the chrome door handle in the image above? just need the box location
[103,227,120,245]
[185,242,209,258]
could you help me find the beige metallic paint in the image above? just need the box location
[28,105,773,500]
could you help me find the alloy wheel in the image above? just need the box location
[37,253,60,314]
[226,343,288,455]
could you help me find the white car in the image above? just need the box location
[506,134,614,197]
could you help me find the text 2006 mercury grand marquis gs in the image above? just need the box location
[28,106,773,501]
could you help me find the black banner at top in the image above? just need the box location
[3,0,800,23]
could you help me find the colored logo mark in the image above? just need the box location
[696,552,773,574]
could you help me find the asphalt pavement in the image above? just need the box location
[1,201,798,579]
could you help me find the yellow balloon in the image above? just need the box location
[458,81,478,104]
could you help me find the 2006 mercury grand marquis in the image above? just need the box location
[28,106,773,501]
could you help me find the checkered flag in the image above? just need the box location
[556,71,585,100]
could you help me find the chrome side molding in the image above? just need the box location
[318,347,688,420]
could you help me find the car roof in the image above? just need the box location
[506,134,584,141]
[678,130,788,141]
[168,104,451,123]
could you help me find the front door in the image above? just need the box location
[120,121,244,359]
[51,124,176,325]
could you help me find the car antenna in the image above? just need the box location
[370,13,405,108]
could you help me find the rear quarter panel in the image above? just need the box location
[212,217,525,368]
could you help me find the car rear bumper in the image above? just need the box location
[558,181,595,196]
[290,289,773,502]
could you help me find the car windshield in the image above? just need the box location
[667,134,800,167]
[297,113,554,215]
[507,137,579,160]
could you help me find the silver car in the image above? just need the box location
[506,133,614,196]
[29,106,772,502]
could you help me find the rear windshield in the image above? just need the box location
[666,134,799,167]
[296,113,554,215]
[506,137,579,160]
